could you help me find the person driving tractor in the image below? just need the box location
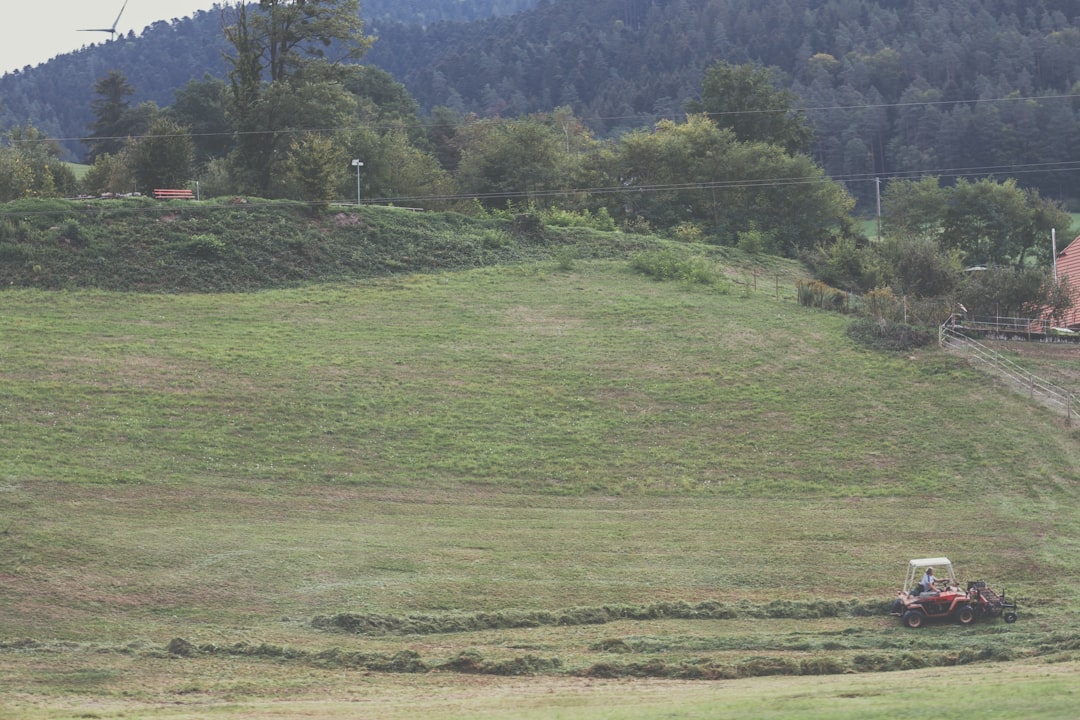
[917,567,938,594]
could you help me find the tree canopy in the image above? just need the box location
[686,60,813,154]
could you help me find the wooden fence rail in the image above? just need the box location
[940,325,1078,426]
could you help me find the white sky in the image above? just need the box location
[2,1,225,75]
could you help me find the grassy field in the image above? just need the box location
[859,215,1080,245]
[2,256,1079,717]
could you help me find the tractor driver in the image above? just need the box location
[918,567,938,595]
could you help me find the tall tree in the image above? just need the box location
[253,0,370,83]
[685,60,813,154]
[129,117,195,192]
[454,111,590,208]
[222,0,371,196]
[943,178,1039,268]
[168,76,232,165]
[603,113,852,251]
[881,177,948,244]
[85,71,137,162]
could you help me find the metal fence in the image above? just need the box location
[939,325,1079,426]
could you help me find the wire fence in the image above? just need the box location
[939,325,1079,426]
[949,315,1079,339]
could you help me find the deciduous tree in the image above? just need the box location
[223,0,371,196]
[686,60,813,154]
[129,118,195,192]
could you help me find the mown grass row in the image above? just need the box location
[5,632,1057,681]
[312,599,886,636]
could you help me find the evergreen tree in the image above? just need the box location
[85,71,137,162]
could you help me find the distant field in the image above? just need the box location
[1,260,1078,718]
[859,214,1080,246]
[62,161,89,181]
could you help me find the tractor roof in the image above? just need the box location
[908,557,951,567]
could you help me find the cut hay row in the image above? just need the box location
[311,599,885,636]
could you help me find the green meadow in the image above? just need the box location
[1,248,1079,717]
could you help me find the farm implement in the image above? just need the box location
[890,557,1018,628]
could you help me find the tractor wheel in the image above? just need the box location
[955,605,976,625]
[1004,612,1017,624]
[902,609,925,629]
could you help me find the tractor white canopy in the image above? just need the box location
[903,557,956,592]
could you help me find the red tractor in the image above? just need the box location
[890,557,1018,628]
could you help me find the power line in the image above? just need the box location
[5,155,1080,220]
[10,91,1080,147]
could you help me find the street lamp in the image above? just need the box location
[351,159,363,205]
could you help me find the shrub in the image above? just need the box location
[542,207,616,231]
[512,212,545,241]
[846,317,936,352]
[631,248,721,286]
[554,247,577,271]
[796,279,850,313]
[623,216,651,234]
[179,233,227,260]
[59,219,87,246]
[0,242,27,263]
[736,226,778,255]
[673,222,705,243]
[480,229,512,249]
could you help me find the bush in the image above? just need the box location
[542,207,616,231]
[797,279,851,313]
[179,233,227,260]
[631,248,722,287]
[58,220,87,246]
[846,317,936,352]
[736,226,778,255]
[673,223,705,243]
[480,229,512,249]
[512,212,546,241]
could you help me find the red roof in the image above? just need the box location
[1052,237,1080,329]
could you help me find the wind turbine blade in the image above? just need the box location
[112,0,129,30]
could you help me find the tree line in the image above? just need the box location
[5,0,1080,214]
[1,16,855,257]
[367,0,1080,211]
[0,0,1073,325]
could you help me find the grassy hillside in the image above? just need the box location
[1,198,653,292]
[1,214,1079,717]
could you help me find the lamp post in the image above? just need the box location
[351,159,363,205]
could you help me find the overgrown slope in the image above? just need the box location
[0,199,653,291]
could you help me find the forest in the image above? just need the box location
[3,0,1080,212]
[1,0,1077,324]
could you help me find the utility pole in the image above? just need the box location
[875,177,882,241]
[351,159,363,205]
[1052,228,1058,281]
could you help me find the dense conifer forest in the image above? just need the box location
[3,0,1080,209]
